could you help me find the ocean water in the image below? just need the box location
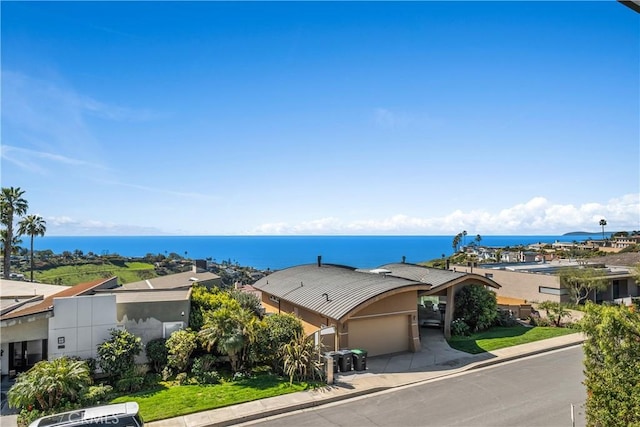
[33,234,607,271]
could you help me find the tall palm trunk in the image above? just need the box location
[30,234,35,282]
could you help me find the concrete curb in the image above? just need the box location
[210,386,391,427]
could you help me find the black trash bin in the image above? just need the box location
[324,351,338,373]
[351,349,367,371]
[336,350,352,372]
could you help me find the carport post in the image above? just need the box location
[444,285,456,339]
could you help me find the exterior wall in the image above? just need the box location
[0,315,49,375]
[0,315,49,343]
[117,300,190,347]
[455,265,563,303]
[48,294,118,361]
[260,290,421,356]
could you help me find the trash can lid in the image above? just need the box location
[351,349,364,354]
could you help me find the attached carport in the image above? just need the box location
[377,263,502,338]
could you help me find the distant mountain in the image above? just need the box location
[563,231,598,236]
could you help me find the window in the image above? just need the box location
[539,286,568,296]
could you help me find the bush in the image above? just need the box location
[191,355,220,384]
[96,329,142,382]
[451,318,470,336]
[80,385,113,406]
[161,366,173,381]
[115,373,145,393]
[145,338,168,373]
[166,329,198,373]
[454,285,498,333]
[175,372,188,385]
[495,309,519,327]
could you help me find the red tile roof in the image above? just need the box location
[1,277,117,320]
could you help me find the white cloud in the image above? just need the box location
[1,145,108,174]
[46,216,166,236]
[250,194,640,235]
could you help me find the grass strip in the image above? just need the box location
[111,375,310,422]
[447,325,578,354]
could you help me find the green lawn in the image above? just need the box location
[34,262,156,285]
[110,375,311,422]
[447,325,578,354]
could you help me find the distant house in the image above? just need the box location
[0,277,119,375]
[0,268,210,375]
[453,260,639,304]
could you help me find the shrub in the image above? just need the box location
[96,329,142,382]
[450,318,470,336]
[8,357,91,412]
[145,338,168,373]
[495,309,519,327]
[538,301,571,327]
[252,313,304,372]
[454,285,498,332]
[191,355,220,384]
[166,329,198,373]
[581,303,640,426]
[80,385,113,406]
[115,373,145,393]
[280,332,324,384]
[161,366,173,381]
[175,372,188,385]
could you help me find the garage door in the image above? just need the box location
[348,315,409,357]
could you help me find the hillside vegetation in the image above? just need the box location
[35,261,156,285]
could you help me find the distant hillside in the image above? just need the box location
[563,231,597,236]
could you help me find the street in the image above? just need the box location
[244,346,586,427]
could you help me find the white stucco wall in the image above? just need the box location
[48,294,118,361]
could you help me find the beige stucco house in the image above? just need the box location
[252,258,500,357]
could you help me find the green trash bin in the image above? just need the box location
[351,349,367,371]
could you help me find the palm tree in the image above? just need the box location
[599,219,607,241]
[475,234,482,245]
[18,214,47,282]
[452,233,462,254]
[199,307,257,372]
[1,187,28,278]
[462,230,468,247]
[8,357,91,411]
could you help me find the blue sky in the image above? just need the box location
[2,1,639,236]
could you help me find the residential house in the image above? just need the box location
[252,257,500,357]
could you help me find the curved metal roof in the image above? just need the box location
[253,264,429,320]
[375,263,469,288]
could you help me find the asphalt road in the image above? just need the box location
[245,346,586,427]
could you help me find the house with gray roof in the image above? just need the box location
[253,258,500,357]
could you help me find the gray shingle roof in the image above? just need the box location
[252,264,429,320]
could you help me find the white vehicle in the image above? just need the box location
[29,402,143,427]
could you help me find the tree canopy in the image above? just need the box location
[558,267,608,304]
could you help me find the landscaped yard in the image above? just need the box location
[110,374,312,422]
[447,325,579,354]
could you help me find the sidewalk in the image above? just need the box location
[148,330,585,427]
